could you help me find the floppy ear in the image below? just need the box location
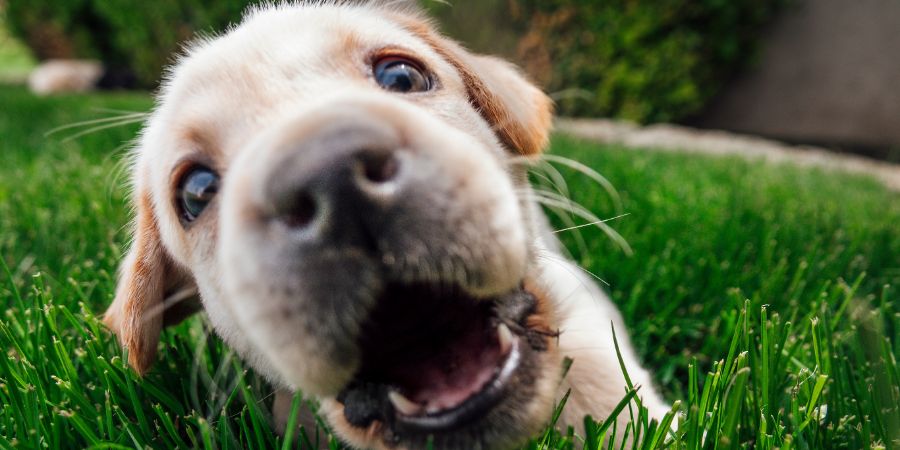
[454,53,554,155]
[104,192,199,375]
[408,25,554,155]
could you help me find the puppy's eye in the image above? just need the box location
[374,57,431,93]
[177,166,219,221]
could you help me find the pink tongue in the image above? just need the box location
[401,327,503,412]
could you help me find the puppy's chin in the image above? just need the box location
[321,356,561,450]
[309,281,563,450]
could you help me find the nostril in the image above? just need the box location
[279,192,318,229]
[359,151,400,184]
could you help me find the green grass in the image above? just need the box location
[0,84,897,449]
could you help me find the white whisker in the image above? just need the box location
[526,191,633,255]
[554,213,630,234]
[523,186,587,256]
[57,118,146,143]
[90,107,149,115]
[540,154,623,213]
[44,113,147,137]
[537,252,611,287]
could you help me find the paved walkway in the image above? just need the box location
[557,119,900,192]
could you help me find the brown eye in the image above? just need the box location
[177,166,219,222]
[374,57,431,93]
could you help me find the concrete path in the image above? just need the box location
[557,119,900,192]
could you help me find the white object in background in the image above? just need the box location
[28,59,103,95]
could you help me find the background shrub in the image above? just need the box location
[510,0,787,122]
[4,0,108,61]
[89,0,249,87]
[4,0,251,87]
[5,0,785,121]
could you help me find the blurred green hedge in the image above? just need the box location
[4,0,108,62]
[4,0,250,86]
[509,0,786,122]
[5,0,784,122]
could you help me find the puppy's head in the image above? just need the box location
[105,2,558,448]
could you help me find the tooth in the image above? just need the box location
[388,391,423,416]
[498,323,514,355]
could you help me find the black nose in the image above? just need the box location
[265,124,405,248]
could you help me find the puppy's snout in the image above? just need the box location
[264,121,406,246]
[274,147,402,229]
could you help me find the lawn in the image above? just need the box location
[0,84,897,449]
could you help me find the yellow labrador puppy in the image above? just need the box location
[104,1,669,448]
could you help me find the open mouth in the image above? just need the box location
[336,282,545,435]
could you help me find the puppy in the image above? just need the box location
[103,2,669,449]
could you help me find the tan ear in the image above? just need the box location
[104,192,199,375]
[403,22,554,155]
[455,53,554,155]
